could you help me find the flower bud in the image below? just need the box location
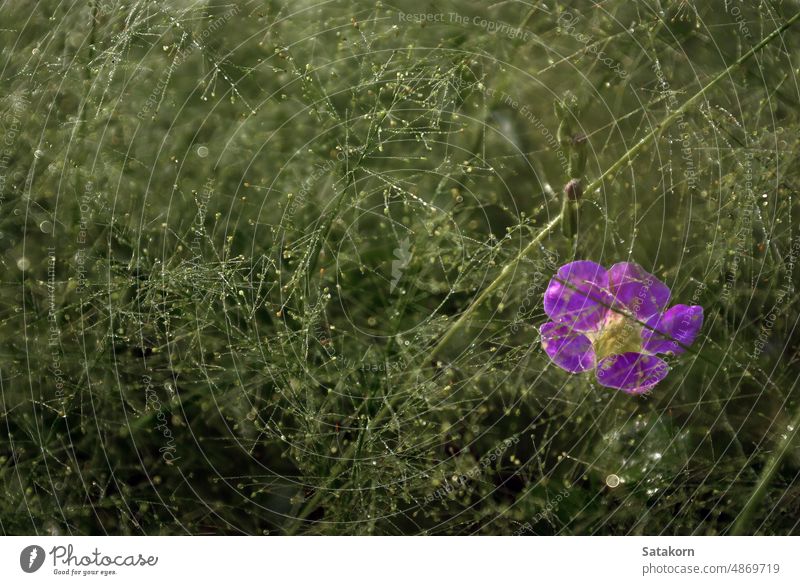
[564,178,583,201]
[561,199,579,239]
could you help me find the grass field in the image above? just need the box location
[1,0,800,535]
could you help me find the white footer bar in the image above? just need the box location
[1,536,796,583]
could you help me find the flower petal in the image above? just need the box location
[543,260,612,331]
[540,321,596,373]
[608,262,670,319]
[595,352,669,395]
[642,304,704,355]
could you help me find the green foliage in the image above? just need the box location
[1,0,799,535]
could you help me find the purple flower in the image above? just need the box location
[539,261,703,395]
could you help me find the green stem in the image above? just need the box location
[730,401,800,535]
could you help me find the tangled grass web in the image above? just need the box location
[1,0,799,535]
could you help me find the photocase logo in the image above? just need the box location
[389,237,413,294]
[20,545,46,573]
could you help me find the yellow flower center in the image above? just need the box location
[589,312,644,360]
